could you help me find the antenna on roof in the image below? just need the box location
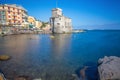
[56,0,58,8]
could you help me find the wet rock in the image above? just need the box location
[0,55,11,61]
[70,74,79,80]
[50,35,55,39]
[33,78,42,80]
[79,66,88,80]
[45,73,51,80]
[14,75,32,80]
[98,56,120,80]
[0,73,6,80]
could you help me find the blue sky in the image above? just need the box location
[1,0,120,29]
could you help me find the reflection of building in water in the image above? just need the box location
[51,34,71,59]
[2,35,40,61]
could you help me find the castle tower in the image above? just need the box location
[52,8,62,17]
[50,8,72,34]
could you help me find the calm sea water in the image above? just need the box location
[0,30,120,80]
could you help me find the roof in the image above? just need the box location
[0,4,27,11]
[52,8,62,11]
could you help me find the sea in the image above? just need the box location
[0,30,120,80]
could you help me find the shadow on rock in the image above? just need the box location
[75,62,99,80]
[14,75,33,80]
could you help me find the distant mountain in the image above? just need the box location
[75,23,120,30]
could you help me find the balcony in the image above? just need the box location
[22,13,28,17]
[8,13,12,15]
[8,18,12,20]
[13,18,18,20]
[14,14,18,16]
[7,10,12,12]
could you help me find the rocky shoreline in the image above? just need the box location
[0,56,120,80]
[98,56,120,80]
[0,30,52,37]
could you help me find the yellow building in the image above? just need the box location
[28,16,42,29]
[0,4,28,26]
[27,16,35,25]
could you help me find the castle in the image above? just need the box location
[50,8,72,33]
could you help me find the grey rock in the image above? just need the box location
[98,56,120,80]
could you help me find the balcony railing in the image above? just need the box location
[7,9,12,12]
[13,14,18,16]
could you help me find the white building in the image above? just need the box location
[35,20,42,29]
[50,8,72,33]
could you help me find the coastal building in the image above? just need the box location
[28,16,43,29]
[0,4,28,26]
[50,8,72,33]
[27,16,36,28]
[35,20,42,29]
[42,23,51,32]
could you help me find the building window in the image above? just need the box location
[9,20,10,23]
[55,12,57,15]
[8,7,10,9]
[2,11,5,15]
[3,15,5,20]
[57,23,60,25]
[8,11,10,13]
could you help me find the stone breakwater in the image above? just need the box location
[98,56,120,80]
[0,30,52,37]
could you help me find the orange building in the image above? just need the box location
[0,4,28,26]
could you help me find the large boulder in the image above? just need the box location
[98,56,120,80]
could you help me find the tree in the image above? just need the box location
[41,22,48,28]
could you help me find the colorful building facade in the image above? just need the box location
[0,4,28,26]
[28,16,42,29]
[27,16,36,28]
